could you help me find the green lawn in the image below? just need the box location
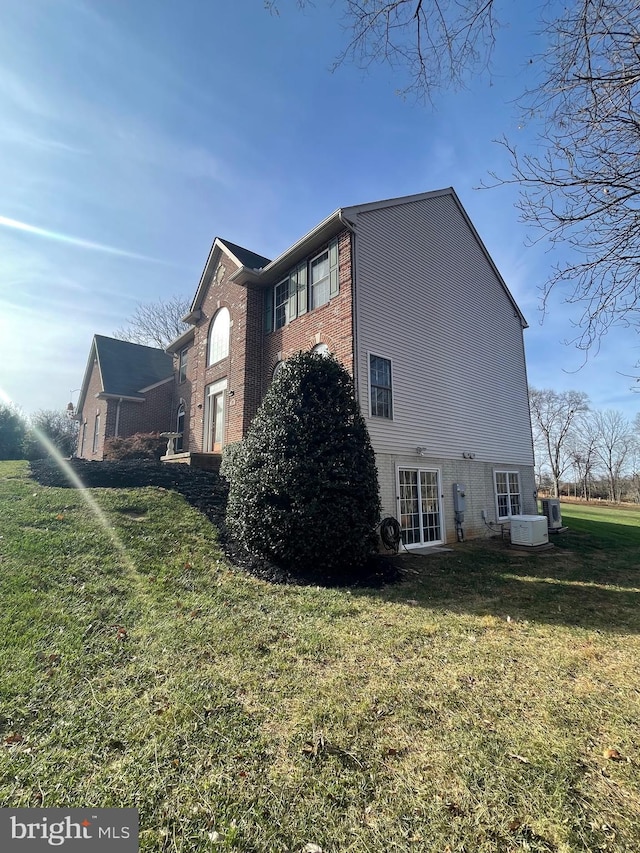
[0,461,639,852]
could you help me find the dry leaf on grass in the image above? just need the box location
[602,748,624,761]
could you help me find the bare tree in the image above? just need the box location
[274,2,640,363]
[493,1,640,358]
[590,409,636,501]
[529,387,590,498]
[114,295,190,350]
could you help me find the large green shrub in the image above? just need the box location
[225,351,380,581]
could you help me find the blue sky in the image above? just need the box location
[0,0,637,419]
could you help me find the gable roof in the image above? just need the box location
[187,237,271,317]
[76,335,174,415]
[217,238,270,270]
[188,188,527,328]
[230,188,527,328]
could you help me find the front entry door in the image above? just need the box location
[204,379,226,452]
[397,468,444,547]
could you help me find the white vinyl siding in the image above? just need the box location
[353,193,534,466]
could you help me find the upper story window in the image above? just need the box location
[208,307,230,365]
[265,238,339,332]
[178,348,188,383]
[494,471,521,519]
[310,250,330,308]
[369,354,393,419]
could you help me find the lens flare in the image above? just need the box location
[0,387,137,575]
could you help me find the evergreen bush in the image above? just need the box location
[225,351,380,582]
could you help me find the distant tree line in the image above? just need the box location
[529,388,639,503]
[0,405,78,461]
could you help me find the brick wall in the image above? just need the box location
[76,360,107,460]
[262,229,354,393]
[187,254,257,452]
[116,381,174,438]
[185,229,355,453]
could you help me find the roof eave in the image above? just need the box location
[166,326,196,353]
[230,209,350,287]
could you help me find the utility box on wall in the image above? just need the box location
[453,483,466,516]
[510,515,549,547]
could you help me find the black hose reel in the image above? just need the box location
[379,516,402,553]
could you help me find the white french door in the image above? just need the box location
[204,379,227,452]
[397,467,444,547]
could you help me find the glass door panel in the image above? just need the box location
[398,468,443,546]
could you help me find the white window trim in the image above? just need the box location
[208,307,230,366]
[493,469,522,520]
[203,378,227,452]
[368,351,394,420]
[395,465,445,547]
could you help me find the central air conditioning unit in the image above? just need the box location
[541,498,563,531]
[510,515,549,547]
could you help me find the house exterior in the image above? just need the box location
[166,188,537,547]
[74,335,174,460]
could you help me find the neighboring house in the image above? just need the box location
[74,335,174,460]
[166,187,537,546]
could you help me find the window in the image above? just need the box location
[310,250,330,308]
[272,360,285,380]
[274,278,290,330]
[80,421,87,456]
[208,307,230,365]
[92,412,101,453]
[178,348,188,383]
[265,239,338,331]
[311,343,329,357]
[176,403,185,452]
[369,354,393,419]
[494,471,521,519]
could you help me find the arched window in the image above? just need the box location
[176,403,185,452]
[311,343,330,357]
[208,307,230,365]
[272,360,285,380]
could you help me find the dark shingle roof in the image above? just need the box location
[95,335,174,399]
[218,238,271,270]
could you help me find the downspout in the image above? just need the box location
[339,211,357,391]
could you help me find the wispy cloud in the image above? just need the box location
[0,214,173,264]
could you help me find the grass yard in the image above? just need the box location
[0,461,639,852]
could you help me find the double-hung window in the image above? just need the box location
[310,250,330,309]
[274,278,291,330]
[370,354,393,419]
[494,471,521,519]
[265,238,339,331]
